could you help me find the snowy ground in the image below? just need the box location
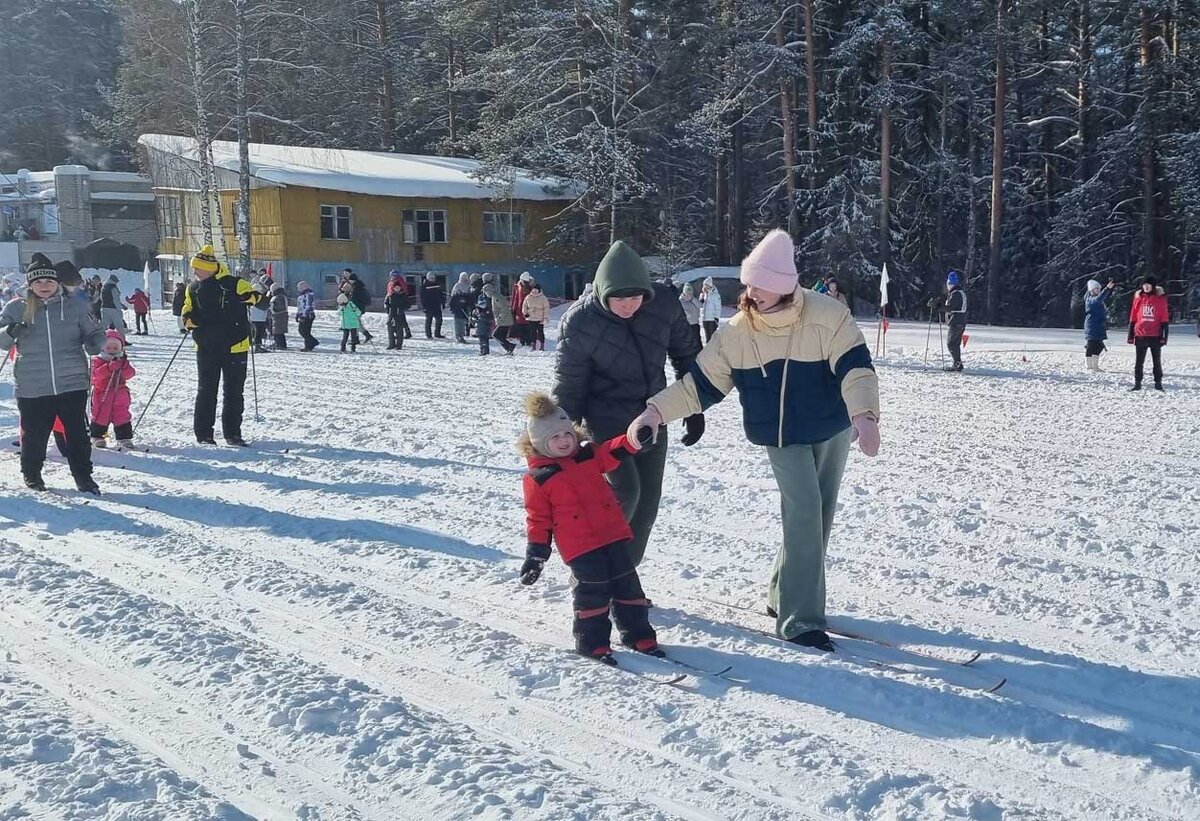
[2,309,1199,820]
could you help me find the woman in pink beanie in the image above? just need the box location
[626,228,881,652]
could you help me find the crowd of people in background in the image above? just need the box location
[0,240,1189,501]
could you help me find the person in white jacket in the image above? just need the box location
[700,277,723,342]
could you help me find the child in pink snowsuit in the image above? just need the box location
[89,330,137,448]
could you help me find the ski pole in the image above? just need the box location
[249,332,262,421]
[95,361,123,441]
[923,306,934,368]
[937,312,946,369]
[133,330,189,434]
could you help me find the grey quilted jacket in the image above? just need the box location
[0,293,106,398]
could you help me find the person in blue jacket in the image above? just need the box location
[1083,278,1116,372]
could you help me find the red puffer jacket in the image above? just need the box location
[1129,289,1169,340]
[523,435,634,563]
[127,291,151,314]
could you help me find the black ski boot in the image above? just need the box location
[224,436,249,448]
[1129,383,1142,392]
[197,435,217,445]
[74,475,101,495]
[787,629,836,653]
[23,472,46,491]
[1154,381,1164,391]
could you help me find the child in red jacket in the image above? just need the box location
[1127,275,1170,391]
[90,330,137,447]
[518,392,660,664]
[126,287,152,336]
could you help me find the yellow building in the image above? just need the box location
[137,134,588,299]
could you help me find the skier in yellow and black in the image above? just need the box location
[181,245,265,446]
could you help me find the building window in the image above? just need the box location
[320,204,352,240]
[483,211,524,244]
[402,209,447,244]
[93,203,155,222]
[157,195,182,239]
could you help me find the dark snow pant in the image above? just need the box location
[568,542,656,657]
[194,348,248,441]
[703,320,718,342]
[528,322,545,349]
[298,318,318,350]
[493,325,515,353]
[19,390,92,481]
[425,311,443,338]
[135,313,149,335]
[1085,339,1106,357]
[947,322,966,366]
[341,329,360,352]
[690,323,703,349]
[387,321,404,349]
[1134,338,1163,386]
[607,427,669,568]
[766,429,851,639]
[515,322,530,346]
[273,333,287,350]
[253,322,268,348]
[90,420,133,441]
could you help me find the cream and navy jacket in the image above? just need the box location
[647,288,880,447]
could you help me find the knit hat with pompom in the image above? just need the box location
[524,392,576,457]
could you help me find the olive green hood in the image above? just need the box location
[592,240,655,310]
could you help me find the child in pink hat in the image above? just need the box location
[90,330,137,448]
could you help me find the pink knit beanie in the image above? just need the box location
[740,229,798,295]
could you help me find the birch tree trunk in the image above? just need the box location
[189,0,213,245]
[234,0,251,273]
[987,0,1008,324]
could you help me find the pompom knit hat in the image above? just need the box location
[524,392,576,457]
[190,244,219,274]
[740,229,797,295]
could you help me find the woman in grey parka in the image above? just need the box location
[0,255,107,493]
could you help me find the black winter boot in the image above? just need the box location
[23,471,46,491]
[74,475,101,495]
[787,629,835,653]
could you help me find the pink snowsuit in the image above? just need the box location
[90,356,136,428]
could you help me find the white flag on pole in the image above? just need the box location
[879,263,890,307]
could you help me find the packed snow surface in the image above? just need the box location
[2,311,1199,820]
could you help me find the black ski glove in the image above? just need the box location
[1127,323,1136,345]
[520,543,551,585]
[1161,325,1169,345]
[4,322,27,341]
[519,556,546,586]
[681,414,705,447]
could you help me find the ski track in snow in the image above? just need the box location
[1,310,1199,820]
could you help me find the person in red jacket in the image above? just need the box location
[1128,275,1170,391]
[517,392,660,663]
[126,288,152,336]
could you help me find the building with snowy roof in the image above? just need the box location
[137,134,589,300]
[0,167,156,272]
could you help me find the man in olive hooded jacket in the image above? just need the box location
[553,240,704,567]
